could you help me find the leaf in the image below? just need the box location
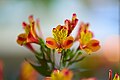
[30,63,52,76]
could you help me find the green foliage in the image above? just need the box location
[26,38,85,77]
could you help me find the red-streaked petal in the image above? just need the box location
[86,39,100,52]
[17,33,27,45]
[109,69,112,80]
[36,19,43,38]
[61,68,73,80]
[29,15,34,23]
[27,31,38,44]
[25,43,36,53]
[46,37,58,49]
[22,22,27,28]
[62,36,74,49]
[113,73,119,80]
[22,22,30,33]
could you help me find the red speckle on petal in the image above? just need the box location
[64,70,69,76]
[46,41,54,45]
[115,73,119,78]
[18,37,26,41]
[66,40,73,46]
[92,42,99,46]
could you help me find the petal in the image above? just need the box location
[46,37,58,49]
[80,31,93,45]
[83,48,93,54]
[86,39,100,52]
[29,15,34,23]
[109,69,112,80]
[72,13,78,26]
[80,22,89,32]
[61,68,73,80]
[22,22,30,34]
[62,36,74,49]
[113,73,119,80]
[25,43,36,53]
[30,21,38,38]
[27,31,38,43]
[17,33,27,45]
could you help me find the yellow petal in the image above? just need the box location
[62,36,74,49]
[80,31,93,45]
[61,68,73,80]
[46,37,58,49]
[51,70,63,80]
[113,73,119,80]
[86,39,100,52]
[29,15,34,23]
[83,48,93,54]
[17,33,27,45]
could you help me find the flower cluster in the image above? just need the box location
[109,69,119,80]
[16,13,101,79]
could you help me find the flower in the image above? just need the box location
[19,61,38,80]
[0,60,3,80]
[46,25,74,53]
[81,77,97,80]
[51,68,73,80]
[76,22,100,54]
[17,15,43,53]
[109,69,119,80]
[17,15,41,46]
[64,13,78,36]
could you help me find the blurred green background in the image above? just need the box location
[0,0,119,80]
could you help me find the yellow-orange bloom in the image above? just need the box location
[19,61,38,80]
[109,69,119,80]
[77,22,100,54]
[51,68,73,80]
[17,15,40,46]
[46,25,74,53]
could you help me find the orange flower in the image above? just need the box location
[0,60,3,80]
[19,61,38,80]
[51,68,73,80]
[64,13,78,36]
[77,22,100,54]
[46,25,74,53]
[17,15,40,46]
[109,69,119,80]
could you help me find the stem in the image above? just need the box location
[59,52,63,70]
[52,50,55,69]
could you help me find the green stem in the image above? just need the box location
[59,52,63,70]
[52,50,55,69]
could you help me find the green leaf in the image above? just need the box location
[30,63,52,76]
